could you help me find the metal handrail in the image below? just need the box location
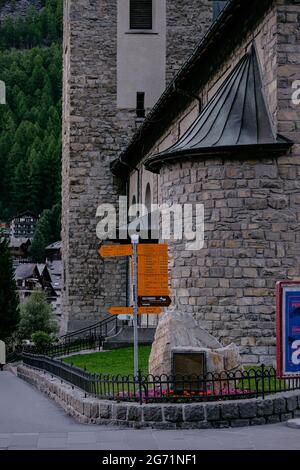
[60,315,121,343]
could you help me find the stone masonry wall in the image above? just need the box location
[61,0,213,333]
[277,2,300,145]
[61,0,137,332]
[160,154,300,365]
[166,0,212,84]
[137,1,300,364]
[18,364,300,429]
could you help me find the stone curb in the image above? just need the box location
[4,363,19,376]
[17,364,300,430]
[287,419,300,429]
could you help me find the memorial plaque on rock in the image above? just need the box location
[172,351,206,392]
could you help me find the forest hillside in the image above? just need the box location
[0,0,62,229]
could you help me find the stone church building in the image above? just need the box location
[62,0,300,364]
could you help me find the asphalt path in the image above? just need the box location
[0,371,299,450]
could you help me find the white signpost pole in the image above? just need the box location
[131,234,139,378]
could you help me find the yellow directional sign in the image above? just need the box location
[137,244,169,257]
[108,307,133,315]
[108,306,162,315]
[139,307,162,315]
[99,245,133,258]
[137,244,169,296]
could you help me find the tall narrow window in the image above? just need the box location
[130,0,153,30]
[213,1,227,20]
[145,183,152,213]
[136,92,145,118]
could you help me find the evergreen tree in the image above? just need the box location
[0,43,62,220]
[30,204,61,262]
[17,291,58,339]
[0,0,63,221]
[0,240,19,340]
[0,0,63,50]
[13,159,30,213]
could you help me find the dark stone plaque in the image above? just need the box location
[172,351,206,392]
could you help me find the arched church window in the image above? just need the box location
[145,183,152,213]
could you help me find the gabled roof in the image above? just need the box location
[45,241,62,251]
[14,263,37,281]
[36,264,46,276]
[145,46,292,173]
[9,237,31,249]
[47,260,62,277]
[11,210,37,221]
[50,275,62,291]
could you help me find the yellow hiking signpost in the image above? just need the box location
[99,240,171,377]
[137,245,169,296]
[108,306,162,315]
[99,245,133,258]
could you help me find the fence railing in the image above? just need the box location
[59,315,159,345]
[18,316,124,358]
[60,316,121,344]
[20,336,99,358]
[21,353,300,404]
[10,316,159,361]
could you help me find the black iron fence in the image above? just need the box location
[21,353,300,404]
[21,336,99,358]
[9,315,158,361]
[60,316,121,344]
[18,316,123,358]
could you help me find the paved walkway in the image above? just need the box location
[0,371,299,450]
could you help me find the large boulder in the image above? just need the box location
[149,310,242,377]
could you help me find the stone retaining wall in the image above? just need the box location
[18,365,300,429]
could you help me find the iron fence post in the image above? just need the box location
[138,369,143,405]
[254,369,260,399]
[261,364,265,400]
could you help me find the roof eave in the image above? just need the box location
[144,141,294,174]
[111,0,274,178]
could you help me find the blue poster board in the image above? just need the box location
[282,286,300,377]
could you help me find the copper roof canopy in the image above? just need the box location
[144,45,292,174]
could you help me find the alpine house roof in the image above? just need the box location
[144,45,292,174]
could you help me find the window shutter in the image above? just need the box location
[136,92,145,118]
[130,0,153,30]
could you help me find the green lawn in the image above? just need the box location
[63,350,288,396]
[242,366,289,394]
[63,345,151,376]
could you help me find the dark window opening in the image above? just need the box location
[213,1,228,20]
[145,183,151,213]
[130,0,153,30]
[136,92,145,118]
